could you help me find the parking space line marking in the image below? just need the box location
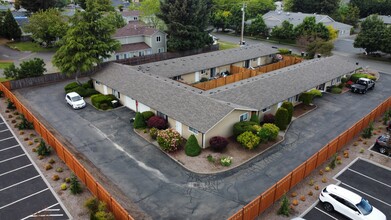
[348,168,391,188]
[0,188,49,210]
[314,207,339,220]
[0,129,9,132]
[0,122,4,125]
[0,144,19,152]
[0,136,14,142]
[0,164,32,177]
[342,183,391,207]
[0,154,25,164]
[0,175,40,192]
[21,203,60,220]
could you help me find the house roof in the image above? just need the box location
[92,63,237,133]
[208,55,356,110]
[360,15,391,25]
[263,11,352,30]
[116,42,150,53]
[114,22,159,38]
[121,10,139,17]
[137,44,279,78]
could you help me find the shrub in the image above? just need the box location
[299,92,314,105]
[185,134,201,157]
[69,86,99,97]
[64,82,80,92]
[362,121,374,138]
[275,107,289,130]
[250,114,260,124]
[147,116,167,129]
[49,158,55,164]
[328,153,337,169]
[258,123,280,142]
[95,211,115,220]
[64,177,71,183]
[308,89,322,97]
[133,112,146,129]
[61,183,67,190]
[45,164,52,170]
[157,128,181,152]
[331,87,342,94]
[85,197,99,214]
[56,167,63,173]
[149,127,158,140]
[142,111,155,121]
[52,175,60,181]
[91,94,116,109]
[37,140,50,156]
[4,58,46,79]
[341,77,348,83]
[82,80,93,89]
[7,99,16,110]
[199,77,209,82]
[277,194,290,216]
[17,115,34,130]
[278,48,290,54]
[281,101,293,124]
[209,136,229,152]
[220,156,233,166]
[262,113,275,124]
[70,174,83,194]
[233,121,259,137]
[237,131,260,150]
[207,154,216,163]
[350,73,376,83]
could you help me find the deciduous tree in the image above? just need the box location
[246,14,267,36]
[271,20,295,40]
[354,15,386,54]
[20,0,56,13]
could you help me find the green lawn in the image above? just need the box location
[218,41,240,50]
[0,62,13,69]
[7,42,57,52]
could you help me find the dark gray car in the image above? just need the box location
[375,134,390,154]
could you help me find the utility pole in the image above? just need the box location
[240,2,246,45]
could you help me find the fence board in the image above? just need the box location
[354,119,363,137]
[85,172,98,195]
[337,131,348,151]
[243,196,261,220]
[327,139,338,157]
[227,209,243,220]
[112,199,131,220]
[304,154,318,177]
[73,159,86,183]
[39,123,48,141]
[258,186,276,214]
[97,184,112,210]
[63,149,75,171]
[290,163,306,188]
[275,174,292,200]
[316,146,329,167]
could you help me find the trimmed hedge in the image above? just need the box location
[134,112,146,129]
[281,101,293,124]
[147,116,167,129]
[331,87,342,94]
[299,92,314,105]
[209,136,228,152]
[91,94,117,109]
[233,121,259,137]
[68,86,99,97]
[142,111,155,121]
[185,134,201,157]
[237,131,260,150]
[258,123,279,142]
[275,107,289,130]
[350,73,376,83]
[64,82,79,92]
[250,114,260,124]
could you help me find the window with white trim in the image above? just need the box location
[156,36,161,42]
[189,127,199,134]
[262,107,271,112]
[337,76,341,83]
[240,113,249,122]
[295,94,299,102]
[288,97,294,102]
[158,47,164,53]
[112,89,120,99]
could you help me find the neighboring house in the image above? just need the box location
[262,11,353,38]
[91,44,356,148]
[121,10,139,23]
[360,15,391,26]
[12,11,30,40]
[108,22,167,61]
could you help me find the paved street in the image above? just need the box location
[13,70,391,219]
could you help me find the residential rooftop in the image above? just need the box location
[113,22,160,38]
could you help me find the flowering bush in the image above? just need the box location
[237,131,260,150]
[220,156,233,166]
[149,127,158,140]
[157,128,182,152]
[147,116,167,129]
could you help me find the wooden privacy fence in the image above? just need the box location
[0,83,134,220]
[228,96,391,220]
[193,56,302,91]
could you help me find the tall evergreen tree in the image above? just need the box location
[20,0,56,13]
[157,0,213,51]
[53,0,123,82]
[3,9,21,40]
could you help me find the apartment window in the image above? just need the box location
[262,107,271,112]
[139,51,144,56]
[157,111,168,121]
[133,17,138,20]
[158,47,164,53]
[295,94,300,102]
[95,81,101,85]
[116,55,120,60]
[124,54,127,59]
[189,127,199,134]
[112,89,120,99]
[240,113,249,122]
[156,36,161,42]
[337,76,341,83]
[288,97,294,102]
[201,70,206,74]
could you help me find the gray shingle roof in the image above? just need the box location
[208,56,357,110]
[114,22,159,38]
[263,11,352,30]
[92,63,236,133]
[360,15,391,25]
[137,44,279,78]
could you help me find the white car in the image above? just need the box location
[319,184,386,220]
[65,92,86,109]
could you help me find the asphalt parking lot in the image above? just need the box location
[0,116,70,219]
[303,159,391,220]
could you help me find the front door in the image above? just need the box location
[317,83,325,91]
[210,68,216,78]
[175,121,182,135]
[103,85,108,95]
[195,72,200,82]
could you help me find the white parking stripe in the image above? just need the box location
[0,144,19,152]
[0,154,25,164]
[348,168,391,188]
[342,183,391,207]
[314,207,339,220]
[20,203,60,220]
[0,164,32,177]
[0,188,49,210]
[0,129,9,132]
[0,136,14,142]
[0,175,40,192]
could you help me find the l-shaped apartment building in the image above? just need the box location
[91,44,357,148]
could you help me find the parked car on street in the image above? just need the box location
[375,134,390,154]
[65,92,86,109]
[319,184,386,220]
[351,78,375,94]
